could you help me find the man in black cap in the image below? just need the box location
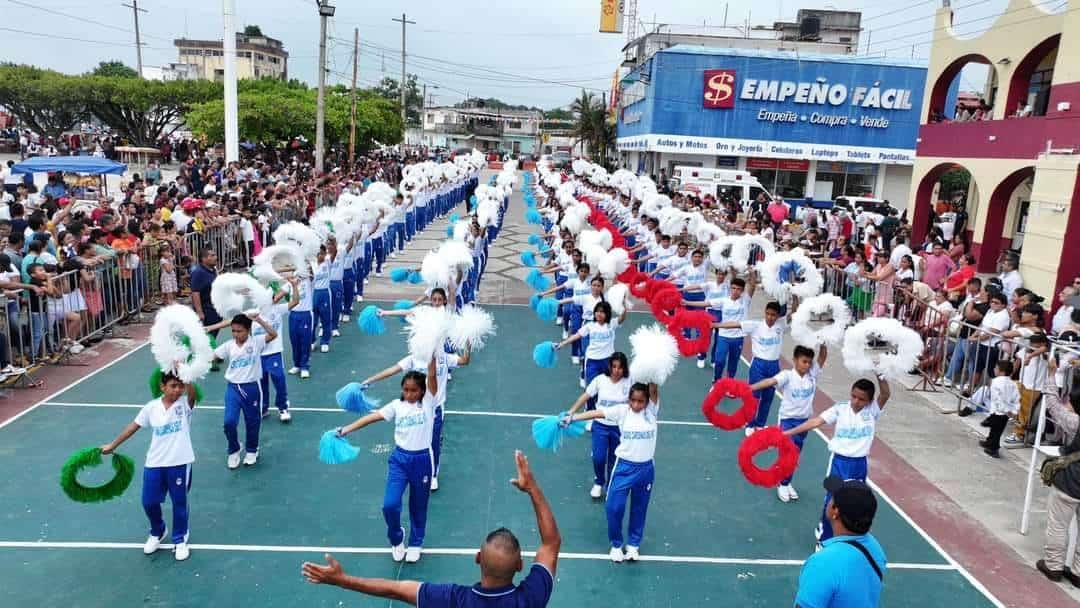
[794,476,887,608]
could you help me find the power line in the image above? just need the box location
[5,0,172,42]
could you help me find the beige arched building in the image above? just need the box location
[908,1,1080,303]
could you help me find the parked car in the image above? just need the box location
[551,151,572,169]
[834,196,897,216]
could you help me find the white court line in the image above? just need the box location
[0,540,954,570]
[0,340,150,432]
[743,354,1006,608]
[44,402,713,427]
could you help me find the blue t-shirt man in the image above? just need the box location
[189,262,221,326]
[795,477,886,608]
[418,563,553,607]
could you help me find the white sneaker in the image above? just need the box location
[562,330,569,340]
[609,546,624,563]
[624,546,640,561]
[365,279,370,285]
[143,532,167,554]
[571,356,581,365]
[585,421,593,432]
[391,542,406,562]
[375,271,382,277]
[320,345,329,353]
[405,547,422,563]
[590,484,603,499]
[744,426,756,437]
[787,485,799,501]
[310,343,316,352]
[70,343,85,354]
[940,378,952,388]
[390,252,397,259]
[556,317,563,326]
[279,410,292,423]
[287,367,300,375]
[356,295,364,303]
[331,330,341,338]
[227,451,242,469]
[300,370,311,379]
[777,485,791,503]
[579,378,586,389]
[697,359,705,369]
[342,315,350,322]
[174,542,190,561]
[431,477,439,491]
[243,451,258,466]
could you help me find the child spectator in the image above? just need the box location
[981,360,1020,458]
[159,244,177,305]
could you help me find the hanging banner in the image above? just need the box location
[600,0,624,34]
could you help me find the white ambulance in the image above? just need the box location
[669,166,771,205]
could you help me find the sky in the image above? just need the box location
[0,0,1067,109]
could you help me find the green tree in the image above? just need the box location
[544,107,573,120]
[90,60,138,79]
[243,25,264,37]
[0,64,88,140]
[939,167,972,200]
[85,76,221,145]
[373,74,423,125]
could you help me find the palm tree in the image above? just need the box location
[569,89,614,167]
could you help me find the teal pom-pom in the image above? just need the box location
[358,305,385,335]
[536,297,559,321]
[390,268,410,283]
[319,430,360,465]
[446,225,454,237]
[408,270,424,284]
[449,213,460,224]
[528,234,542,246]
[529,294,541,311]
[532,341,558,368]
[525,209,542,225]
[524,195,536,208]
[336,382,380,413]
[531,412,586,452]
[393,299,414,310]
[520,251,536,267]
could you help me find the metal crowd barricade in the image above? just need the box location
[179,218,249,272]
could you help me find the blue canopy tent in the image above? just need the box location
[9,156,127,176]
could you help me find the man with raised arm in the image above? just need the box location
[301,450,560,607]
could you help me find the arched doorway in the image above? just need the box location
[1004,34,1060,118]
[976,167,1035,272]
[926,54,997,122]
[911,163,973,245]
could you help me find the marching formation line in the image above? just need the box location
[0,540,956,570]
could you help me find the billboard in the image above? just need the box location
[599,0,624,34]
[617,48,927,165]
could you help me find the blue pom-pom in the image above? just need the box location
[520,251,536,267]
[525,209,542,225]
[532,341,558,368]
[531,412,587,452]
[529,294,541,311]
[319,430,360,465]
[408,270,424,284]
[358,305,385,335]
[449,213,460,224]
[536,297,559,321]
[446,224,454,237]
[524,196,536,209]
[393,299,414,310]
[390,268,410,283]
[525,268,542,287]
[528,234,541,246]
[336,382,380,413]
[533,275,552,292]
[537,242,552,254]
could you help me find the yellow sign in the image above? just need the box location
[599,0,624,34]
[542,133,551,144]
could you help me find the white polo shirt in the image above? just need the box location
[716,294,751,338]
[397,352,460,408]
[252,305,285,356]
[135,395,195,468]
[601,399,660,463]
[578,319,619,361]
[821,399,881,458]
[741,319,786,361]
[774,362,821,420]
[378,392,437,451]
[586,374,631,427]
[312,260,331,290]
[214,334,268,384]
[572,293,602,323]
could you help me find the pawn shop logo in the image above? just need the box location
[703,69,736,109]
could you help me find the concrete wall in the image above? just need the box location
[1023,153,1080,298]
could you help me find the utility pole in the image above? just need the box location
[315,1,336,174]
[392,13,416,147]
[122,1,147,77]
[349,27,359,166]
[221,0,238,163]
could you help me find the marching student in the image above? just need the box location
[564,381,661,563]
[564,351,631,499]
[339,234,359,322]
[647,241,689,281]
[782,375,891,543]
[749,344,828,502]
[337,356,439,563]
[257,278,298,422]
[100,373,200,561]
[287,261,315,380]
[554,300,627,403]
[684,268,730,369]
[713,301,787,434]
[311,245,334,353]
[550,270,602,367]
[207,312,278,469]
[711,271,758,379]
[327,239,345,337]
[674,249,710,366]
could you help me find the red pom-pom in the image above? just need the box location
[617,267,643,285]
[629,275,652,299]
[645,279,676,302]
[737,426,800,487]
[650,286,682,325]
[700,377,758,430]
[669,309,713,356]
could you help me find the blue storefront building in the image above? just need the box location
[616,46,927,206]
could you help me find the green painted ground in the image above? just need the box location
[0,305,996,607]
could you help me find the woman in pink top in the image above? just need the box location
[947,235,965,262]
[864,251,896,317]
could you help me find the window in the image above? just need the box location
[256,53,265,61]
[506,120,522,129]
[1028,69,1053,117]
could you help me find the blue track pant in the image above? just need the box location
[749,358,781,428]
[142,464,191,543]
[289,310,312,371]
[259,352,289,413]
[591,422,620,487]
[713,336,744,380]
[342,269,356,316]
[432,406,444,477]
[224,381,261,454]
[383,447,433,548]
[584,357,609,409]
[605,459,654,548]
[779,416,809,486]
[818,454,868,542]
[312,288,332,346]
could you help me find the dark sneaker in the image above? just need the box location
[959,406,974,417]
[1063,568,1080,589]
[983,447,1001,458]
[1036,559,1064,582]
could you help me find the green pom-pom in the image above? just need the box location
[207,334,217,350]
[148,367,164,398]
[193,383,204,404]
[59,447,135,503]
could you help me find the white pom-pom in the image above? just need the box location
[597,248,630,280]
[695,222,726,245]
[250,264,281,286]
[790,294,851,347]
[606,283,631,317]
[210,273,273,319]
[628,323,679,385]
[273,222,321,260]
[729,235,776,273]
[438,240,474,272]
[405,305,451,362]
[421,251,453,287]
[150,305,213,384]
[252,244,309,278]
[758,251,824,300]
[841,317,923,380]
[452,220,472,242]
[447,304,496,352]
[709,236,737,271]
